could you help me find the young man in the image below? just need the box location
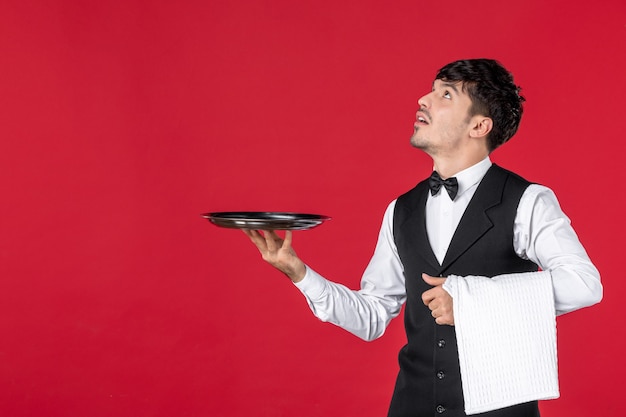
[243,59,602,417]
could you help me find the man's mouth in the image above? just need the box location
[415,110,430,125]
[415,111,430,126]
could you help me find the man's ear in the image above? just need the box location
[469,116,493,138]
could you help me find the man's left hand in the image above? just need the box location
[422,274,454,326]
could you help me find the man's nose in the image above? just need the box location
[417,93,430,109]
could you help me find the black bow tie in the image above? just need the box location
[429,171,459,201]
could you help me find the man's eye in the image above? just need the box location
[443,90,451,99]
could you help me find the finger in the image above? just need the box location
[242,229,260,239]
[283,230,293,250]
[267,230,284,244]
[263,230,282,251]
[428,301,439,312]
[435,314,454,326]
[422,288,435,305]
[432,309,445,323]
[242,229,267,249]
[422,273,446,287]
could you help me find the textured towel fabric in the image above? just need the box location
[443,271,559,415]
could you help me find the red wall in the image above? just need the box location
[1,0,624,416]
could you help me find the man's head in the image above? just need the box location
[434,59,524,152]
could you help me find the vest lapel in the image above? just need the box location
[401,181,441,271]
[440,165,506,274]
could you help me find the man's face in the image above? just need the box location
[410,79,476,156]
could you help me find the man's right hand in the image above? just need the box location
[242,229,306,283]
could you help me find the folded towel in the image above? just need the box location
[443,271,559,415]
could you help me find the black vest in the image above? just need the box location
[389,165,540,417]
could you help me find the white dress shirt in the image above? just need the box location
[294,157,603,342]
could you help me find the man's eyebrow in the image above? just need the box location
[439,82,460,94]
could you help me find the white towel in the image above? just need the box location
[443,271,559,415]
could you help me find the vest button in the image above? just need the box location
[436,404,446,413]
[437,371,445,379]
[437,339,446,348]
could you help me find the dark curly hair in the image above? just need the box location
[435,59,525,152]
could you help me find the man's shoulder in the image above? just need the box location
[396,177,430,207]
[491,164,532,183]
[489,164,544,191]
[488,165,559,210]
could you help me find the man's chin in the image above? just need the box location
[410,135,424,149]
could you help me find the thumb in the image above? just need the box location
[422,273,446,286]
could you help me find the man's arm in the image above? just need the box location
[242,201,407,341]
[424,183,602,325]
[514,184,602,314]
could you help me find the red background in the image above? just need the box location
[0,0,624,416]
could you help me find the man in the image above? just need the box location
[243,59,602,417]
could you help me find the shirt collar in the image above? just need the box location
[450,156,492,198]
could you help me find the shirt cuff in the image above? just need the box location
[293,265,328,301]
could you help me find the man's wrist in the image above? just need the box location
[288,262,306,283]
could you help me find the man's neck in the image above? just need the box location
[432,153,490,179]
